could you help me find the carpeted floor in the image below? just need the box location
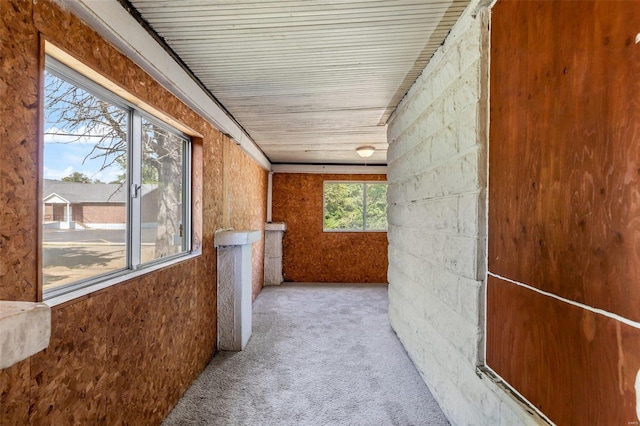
[163,283,450,426]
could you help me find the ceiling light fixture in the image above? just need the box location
[356,146,376,158]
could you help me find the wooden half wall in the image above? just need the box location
[0,1,267,424]
[272,173,388,283]
[488,1,640,424]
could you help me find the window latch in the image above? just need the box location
[179,223,183,237]
[131,184,141,199]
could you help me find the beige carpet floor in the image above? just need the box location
[163,283,450,426]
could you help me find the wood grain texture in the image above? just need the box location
[272,173,388,283]
[489,0,640,321]
[487,275,640,425]
[0,0,265,424]
[488,1,640,422]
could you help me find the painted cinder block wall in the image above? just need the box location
[389,0,640,425]
[0,0,266,424]
[386,3,540,425]
[272,173,388,283]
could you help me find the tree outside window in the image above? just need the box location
[43,57,190,296]
[323,182,387,231]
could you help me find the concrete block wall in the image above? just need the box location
[386,4,543,425]
[263,227,285,286]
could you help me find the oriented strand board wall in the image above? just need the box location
[224,140,268,300]
[0,1,266,424]
[271,173,388,283]
[489,1,640,424]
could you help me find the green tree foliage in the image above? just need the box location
[324,183,364,230]
[61,171,102,184]
[365,183,387,230]
[324,182,387,231]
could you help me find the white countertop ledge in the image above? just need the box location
[0,301,51,369]
[214,230,262,247]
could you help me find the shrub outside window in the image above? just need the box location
[323,181,387,231]
[42,57,191,299]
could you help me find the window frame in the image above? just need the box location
[42,56,193,302]
[322,180,388,233]
[134,113,192,270]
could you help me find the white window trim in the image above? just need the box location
[42,56,194,302]
[322,180,388,233]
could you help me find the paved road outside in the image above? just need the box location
[43,228,158,244]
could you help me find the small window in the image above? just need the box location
[323,181,387,231]
[42,57,191,299]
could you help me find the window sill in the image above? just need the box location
[44,251,202,308]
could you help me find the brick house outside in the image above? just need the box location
[43,179,159,229]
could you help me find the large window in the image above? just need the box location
[323,181,387,231]
[42,57,191,299]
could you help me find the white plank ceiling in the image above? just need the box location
[125,0,471,165]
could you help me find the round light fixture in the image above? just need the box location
[356,146,376,158]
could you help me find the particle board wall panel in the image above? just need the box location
[194,253,217,369]
[28,296,108,425]
[104,264,199,425]
[0,361,30,424]
[0,1,41,421]
[191,140,204,253]
[197,128,223,368]
[487,275,640,425]
[104,280,156,425]
[489,0,640,321]
[272,173,387,283]
[0,0,40,302]
[0,0,41,418]
[224,138,268,300]
[0,0,265,424]
[170,264,201,398]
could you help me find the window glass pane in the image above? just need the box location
[140,118,185,263]
[324,183,364,230]
[43,70,128,290]
[365,183,388,230]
